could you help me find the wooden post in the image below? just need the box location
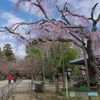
[7,85,10,98]
[2,89,4,100]
[12,96,15,100]
[12,83,14,93]
[41,53,46,96]
[82,32,91,100]
[65,72,68,98]
[29,83,31,92]
[55,73,59,93]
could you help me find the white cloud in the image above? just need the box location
[1,12,24,26]
[0,12,27,58]
[0,41,15,51]
[57,0,100,18]
[0,40,26,58]
[0,33,13,40]
[0,11,29,37]
[0,41,5,50]
[8,0,48,18]
[0,11,27,39]
[76,0,100,18]
[13,44,26,58]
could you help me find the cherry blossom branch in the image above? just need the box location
[16,0,49,19]
[1,25,84,48]
[4,18,86,34]
[56,4,70,25]
[31,2,48,19]
[59,2,88,22]
[5,19,46,31]
[2,19,86,49]
[69,32,85,45]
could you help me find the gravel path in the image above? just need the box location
[0,80,8,88]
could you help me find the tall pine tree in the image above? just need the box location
[3,43,16,61]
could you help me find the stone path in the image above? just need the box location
[8,80,33,100]
[0,80,10,97]
[16,80,31,88]
[15,80,31,92]
[0,79,22,97]
[0,80,8,88]
[0,80,64,100]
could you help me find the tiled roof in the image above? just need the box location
[69,55,88,65]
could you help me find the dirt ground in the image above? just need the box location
[8,90,67,100]
[8,94,38,100]
[8,90,100,100]
[7,80,100,100]
[8,94,32,100]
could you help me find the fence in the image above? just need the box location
[0,80,22,100]
[68,75,86,87]
[69,75,86,82]
[0,86,13,100]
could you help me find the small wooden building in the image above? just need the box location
[57,73,63,83]
[69,55,93,76]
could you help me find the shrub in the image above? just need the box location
[61,85,90,92]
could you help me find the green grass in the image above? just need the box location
[61,86,90,92]
[60,87,100,100]
[68,96,100,100]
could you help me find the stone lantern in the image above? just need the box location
[67,68,72,76]
[79,66,86,75]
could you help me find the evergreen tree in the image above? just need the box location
[3,43,16,61]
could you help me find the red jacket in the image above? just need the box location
[7,76,13,80]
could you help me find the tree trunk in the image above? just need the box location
[54,72,60,93]
[55,78,59,93]
[87,39,95,75]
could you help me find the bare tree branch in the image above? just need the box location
[96,14,100,22]
[56,4,70,25]
[88,3,100,31]
[31,0,48,19]
[91,3,98,20]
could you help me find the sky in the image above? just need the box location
[0,0,100,59]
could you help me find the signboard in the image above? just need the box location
[68,72,71,75]
[81,70,85,75]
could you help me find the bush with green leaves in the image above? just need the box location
[61,85,90,92]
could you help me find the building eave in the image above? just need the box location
[69,55,88,65]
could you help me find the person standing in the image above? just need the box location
[7,75,13,84]
[13,76,17,83]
